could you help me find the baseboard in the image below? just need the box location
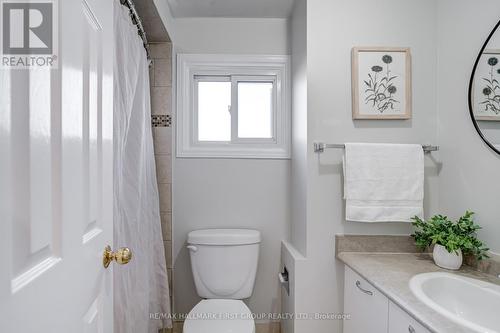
[256,321,281,333]
[160,320,281,333]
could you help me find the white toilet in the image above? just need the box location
[184,229,261,333]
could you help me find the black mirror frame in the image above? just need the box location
[468,18,500,156]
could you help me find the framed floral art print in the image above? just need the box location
[472,49,500,121]
[351,47,412,119]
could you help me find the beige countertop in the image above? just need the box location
[338,252,500,333]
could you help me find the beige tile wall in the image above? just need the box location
[150,42,173,308]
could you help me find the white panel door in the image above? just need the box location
[0,0,115,332]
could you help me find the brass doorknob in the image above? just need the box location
[103,245,132,268]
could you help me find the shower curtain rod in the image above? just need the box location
[120,0,151,60]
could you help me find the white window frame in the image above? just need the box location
[177,54,291,159]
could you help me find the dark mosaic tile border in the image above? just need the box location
[152,114,171,127]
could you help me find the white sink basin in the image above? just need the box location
[410,272,500,333]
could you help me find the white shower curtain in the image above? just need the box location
[113,2,171,332]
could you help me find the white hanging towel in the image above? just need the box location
[343,143,424,222]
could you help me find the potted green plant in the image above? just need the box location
[411,211,489,270]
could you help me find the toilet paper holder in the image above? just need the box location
[278,267,289,295]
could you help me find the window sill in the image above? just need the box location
[177,145,290,159]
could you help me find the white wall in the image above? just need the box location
[171,17,291,319]
[437,0,500,254]
[299,0,440,332]
[153,0,176,41]
[289,0,308,257]
[282,1,308,332]
[172,18,289,54]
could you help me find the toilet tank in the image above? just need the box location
[187,229,261,299]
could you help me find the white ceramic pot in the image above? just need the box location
[432,244,463,270]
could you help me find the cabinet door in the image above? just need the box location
[388,301,431,333]
[344,266,389,333]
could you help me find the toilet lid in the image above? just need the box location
[183,299,255,333]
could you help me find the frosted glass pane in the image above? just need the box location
[238,82,273,138]
[198,81,231,141]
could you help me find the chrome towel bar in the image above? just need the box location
[313,143,439,153]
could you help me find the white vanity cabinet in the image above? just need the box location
[344,266,389,333]
[388,301,431,333]
[343,266,431,333]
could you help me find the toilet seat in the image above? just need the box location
[183,299,255,333]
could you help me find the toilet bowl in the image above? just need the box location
[183,299,254,333]
[184,229,261,333]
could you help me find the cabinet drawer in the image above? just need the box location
[344,266,388,333]
[388,301,431,333]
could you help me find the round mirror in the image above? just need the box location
[469,19,500,155]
